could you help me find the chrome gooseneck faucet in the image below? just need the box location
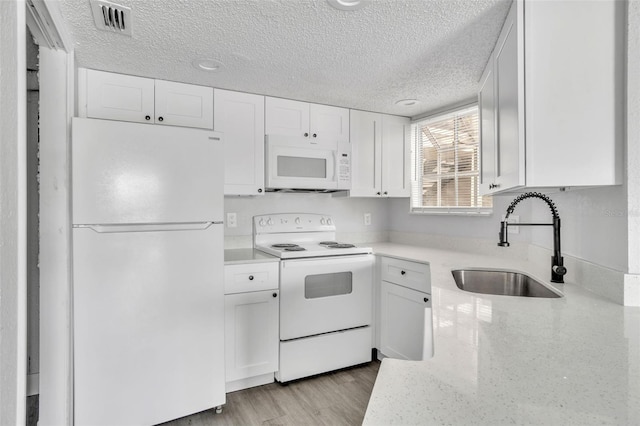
[498,192,567,283]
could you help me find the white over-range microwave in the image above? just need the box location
[265,135,351,192]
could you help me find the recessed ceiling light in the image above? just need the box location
[395,99,421,107]
[327,0,369,11]
[192,58,223,72]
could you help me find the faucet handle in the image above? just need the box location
[553,264,567,276]
[498,221,510,247]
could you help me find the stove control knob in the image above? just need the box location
[327,218,333,225]
[320,218,326,225]
[295,217,301,225]
[267,218,274,226]
[258,219,266,227]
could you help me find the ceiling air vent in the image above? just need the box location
[90,0,132,36]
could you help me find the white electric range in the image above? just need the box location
[253,213,372,258]
[253,213,374,382]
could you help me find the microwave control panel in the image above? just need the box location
[337,144,351,190]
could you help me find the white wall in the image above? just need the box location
[387,194,532,243]
[38,48,74,426]
[530,187,628,273]
[627,0,640,275]
[224,193,388,246]
[0,0,27,424]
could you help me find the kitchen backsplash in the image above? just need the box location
[224,193,389,248]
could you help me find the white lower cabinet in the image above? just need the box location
[380,281,433,361]
[377,256,433,361]
[224,262,279,392]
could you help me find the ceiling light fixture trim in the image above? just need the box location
[192,58,223,72]
[327,0,370,11]
[395,99,421,107]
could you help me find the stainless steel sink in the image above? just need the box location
[451,269,562,298]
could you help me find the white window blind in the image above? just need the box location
[410,105,492,214]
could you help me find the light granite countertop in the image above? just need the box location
[364,243,640,425]
[224,248,278,265]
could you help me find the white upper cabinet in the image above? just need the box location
[479,0,623,195]
[309,103,350,145]
[493,3,524,192]
[381,114,411,198]
[265,97,349,148]
[80,68,213,129]
[84,70,155,123]
[350,110,410,197]
[350,110,381,197]
[265,97,309,137]
[154,79,213,129]
[478,54,496,195]
[214,89,265,196]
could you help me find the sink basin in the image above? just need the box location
[451,269,562,298]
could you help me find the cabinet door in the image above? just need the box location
[349,110,382,197]
[478,55,497,195]
[380,281,433,361]
[224,290,279,383]
[494,1,525,191]
[214,89,265,195]
[265,97,310,138]
[86,69,155,123]
[154,80,213,129]
[381,114,410,197]
[310,103,350,147]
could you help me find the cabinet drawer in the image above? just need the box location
[224,262,279,294]
[380,257,430,293]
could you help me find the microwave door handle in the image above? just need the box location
[331,151,336,181]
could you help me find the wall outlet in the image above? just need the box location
[502,214,519,234]
[364,213,371,226]
[226,212,237,228]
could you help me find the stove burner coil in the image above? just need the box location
[284,246,306,251]
[271,243,299,248]
[326,243,356,249]
[319,241,338,246]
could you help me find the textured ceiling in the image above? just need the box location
[56,0,511,117]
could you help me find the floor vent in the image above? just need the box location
[90,0,132,36]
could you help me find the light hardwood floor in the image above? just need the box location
[161,361,380,426]
[26,361,380,426]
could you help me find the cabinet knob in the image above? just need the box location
[489,183,500,189]
[424,297,429,303]
[401,270,406,275]
[383,191,388,195]
[376,192,381,196]
[248,275,254,281]
[145,115,151,121]
[158,116,164,122]
[258,188,263,193]
[272,292,278,298]
[312,133,317,138]
[304,132,309,137]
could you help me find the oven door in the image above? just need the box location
[265,139,337,190]
[279,254,373,340]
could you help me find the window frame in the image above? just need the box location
[410,103,492,216]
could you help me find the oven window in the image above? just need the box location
[304,272,353,299]
[278,156,327,179]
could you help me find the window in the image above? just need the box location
[410,105,492,214]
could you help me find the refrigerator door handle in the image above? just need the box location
[76,222,221,233]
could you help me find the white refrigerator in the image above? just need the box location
[71,118,225,425]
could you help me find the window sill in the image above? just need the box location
[409,207,493,216]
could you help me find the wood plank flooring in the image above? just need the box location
[161,361,380,426]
